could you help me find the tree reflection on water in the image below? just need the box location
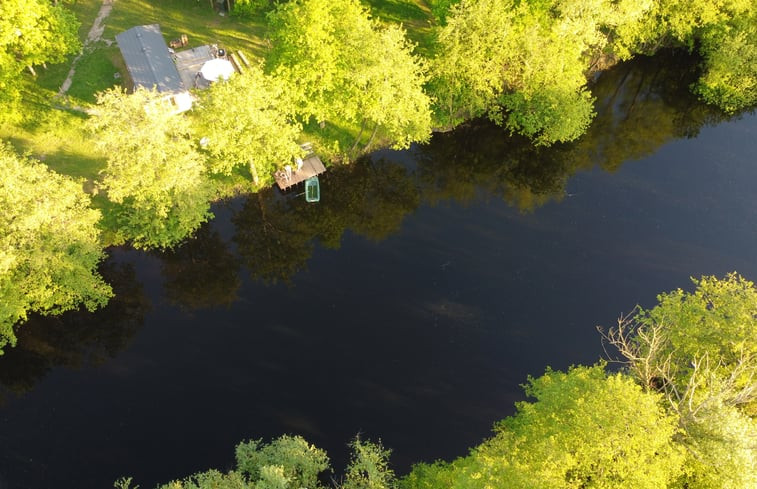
[0,50,750,397]
[0,260,149,404]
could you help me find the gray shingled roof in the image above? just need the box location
[116,24,184,93]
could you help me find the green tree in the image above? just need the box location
[694,9,757,113]
[194,67,303,186]
[267,0,432,153]
[342,439,397,489]
[603,273,757,411]
[677,403,757,489]
[600,273,757,489]
[88,87,213,250]
[236,435,331,489]
[430,0,601,144]
[403,364,685,489]
[0,142,112,352]
[0,0,80,112]
[428,0,517,128]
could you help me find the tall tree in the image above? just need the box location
[0,142,112,352]
[0,0,80,113]
[267,0,432,152]
[193,67,302,186]
[402,364,684,489]
[601,273,757,489]
[694,8,757,113]
[88,88,213,250]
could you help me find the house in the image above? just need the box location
[115,24,193,113]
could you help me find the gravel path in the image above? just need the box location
[57,0,115,96]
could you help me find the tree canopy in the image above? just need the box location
[156,435,397,489]
[267,0,432,152]
[402,364,684,489]
[0,0,80,113]
[193,67,302,186]
[601,273,757,489]
[0,142,112,352]
[88,87,213,250]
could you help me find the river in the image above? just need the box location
[0,51,755,489]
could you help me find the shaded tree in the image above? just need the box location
[0,0,80,114]
[402,364,684,489]
[267,0,432,154]
[0,142,112,352]
[88,87,213,250]
[194,67,303,186]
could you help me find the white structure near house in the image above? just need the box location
[115,24,193,113]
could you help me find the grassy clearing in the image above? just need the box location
[364,0,437,55]
[0,102,106,180]
[102,0,268,60]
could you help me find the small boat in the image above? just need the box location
[305,176,320,202]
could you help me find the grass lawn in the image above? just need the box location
[363,0,437,55]
[103,0,269,60]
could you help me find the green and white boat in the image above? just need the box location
[305,176,320,203]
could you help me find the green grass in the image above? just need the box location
[103,0,269,60]
[363,0,437,55]
[67,44,123,103]
[0,105,106,180]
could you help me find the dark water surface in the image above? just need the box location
[1,53,756,488]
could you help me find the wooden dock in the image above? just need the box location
[274,154,327,190]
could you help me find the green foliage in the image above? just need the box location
[430,0,604,143]
[88,87,213,249]
[159,469,249,489]
[266,0,432,153]
[232,0,275,19]
[603,273,757,488]
[428,0,517,128]
[677,403,757,489]
[652,0,752,45]
[636,273,757,401]
[342,439,396,489]
[0,142,112,352]
[193,67,302,185]
[500,88,595,146]
[694,8,757,113]
[428,0,462,25]
[0,0,81,111]
[235,435,331,489]
[403,364,685,489]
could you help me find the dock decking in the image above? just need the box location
[274,155,327,190]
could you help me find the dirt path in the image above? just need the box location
[58,0,115,96]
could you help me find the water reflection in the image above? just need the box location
[174,50,749,287]
[0,260,149,403]
[0,50,750,397]
[416,50,742,209]
[159,224,241,310]
[233,157,418,284]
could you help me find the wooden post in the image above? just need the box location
[226,0,232,13]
